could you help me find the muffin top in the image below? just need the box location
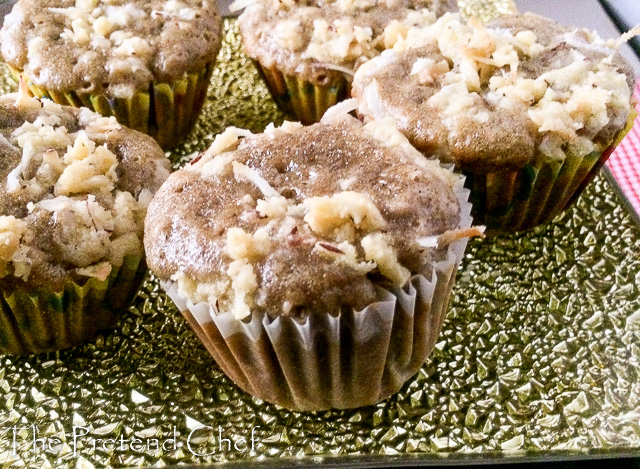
[0,88,171,292]
[236,0,456,85]
[144,101,471,321]
[0,0,222,99]
[352,13,636,173]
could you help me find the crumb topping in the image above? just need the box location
[0,0,222,97]
[145,103,469,320]
[237,0,454,84]
[302,191,387,237]
[352,13,636,170]
[0,216,28,276]
[0,91,170,288]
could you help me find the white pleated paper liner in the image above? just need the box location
[162,176,473,411]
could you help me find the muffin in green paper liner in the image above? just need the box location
[462,109,637,231]
[352,12,638,233]
[0,0,222,149]
[254,63,352,126]
[0,255,145,354]
[144,101,484,411]
[235,0,457,124]
[0,88,171,355]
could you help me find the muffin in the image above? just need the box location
[352,13,637,233]
[144,100,482,411]
[235,0,456,124]
[0,0,223,149]
[0,85,171,354]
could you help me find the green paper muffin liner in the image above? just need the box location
[464,112,636,234]
[9,65,214,150]
[161,175,473,412]
[0,255,145,355]
[255,63,351,125]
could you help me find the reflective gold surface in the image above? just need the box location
[1,4,640,467]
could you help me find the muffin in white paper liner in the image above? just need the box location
[160,176,473,411]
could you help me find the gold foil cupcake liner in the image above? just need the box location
[0,255,145,355]
[255,63,351,125]
[464,111,637,234]
[161,175,473,412]
[9,65,214,150]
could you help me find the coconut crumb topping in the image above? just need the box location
[43,2,161,96]
[303,191,387,236]
[180,180,403,320]
[163,109,471,320]
[238,0,451,81]
[304,19,374,63]
[403,14,631,144]
[1,92,157,281]
[55,133,119,196]
[361,232,411,286]
[1,0,221,99]
[354,13,636,161]
[189,127,253,173]
[290,8,437,65]
[256,196,288,219]
[50,0,192,50]
[0,216,27,273]
[313,240,376,275]
[410,57,450,84]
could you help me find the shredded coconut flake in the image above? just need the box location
[418,226,486,249]
[320,98,359,123]
[312,62,355,77]
[191,127,253,170]
[232,162,281,199]
[229,0,258,12]
[361,232,410,286]
[612,25,640,48]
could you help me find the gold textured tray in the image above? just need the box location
[1,2,640,467]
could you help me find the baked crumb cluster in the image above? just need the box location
[175,122,422,319]
[302,8,436,65]
[146,103,469,320]
[355,13,634,159]
[237,0,451,78]
[51,0,197,45]
[0,0,221,98]
[39,0,197,97]
[0,94,152,281]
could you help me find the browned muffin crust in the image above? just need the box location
[352,13,636,173]
[0,0,222,97]
[238,0,456,85]
[145,113,462,320]
[0,93,171,292]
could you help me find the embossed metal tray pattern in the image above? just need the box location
[0,3,639,467]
